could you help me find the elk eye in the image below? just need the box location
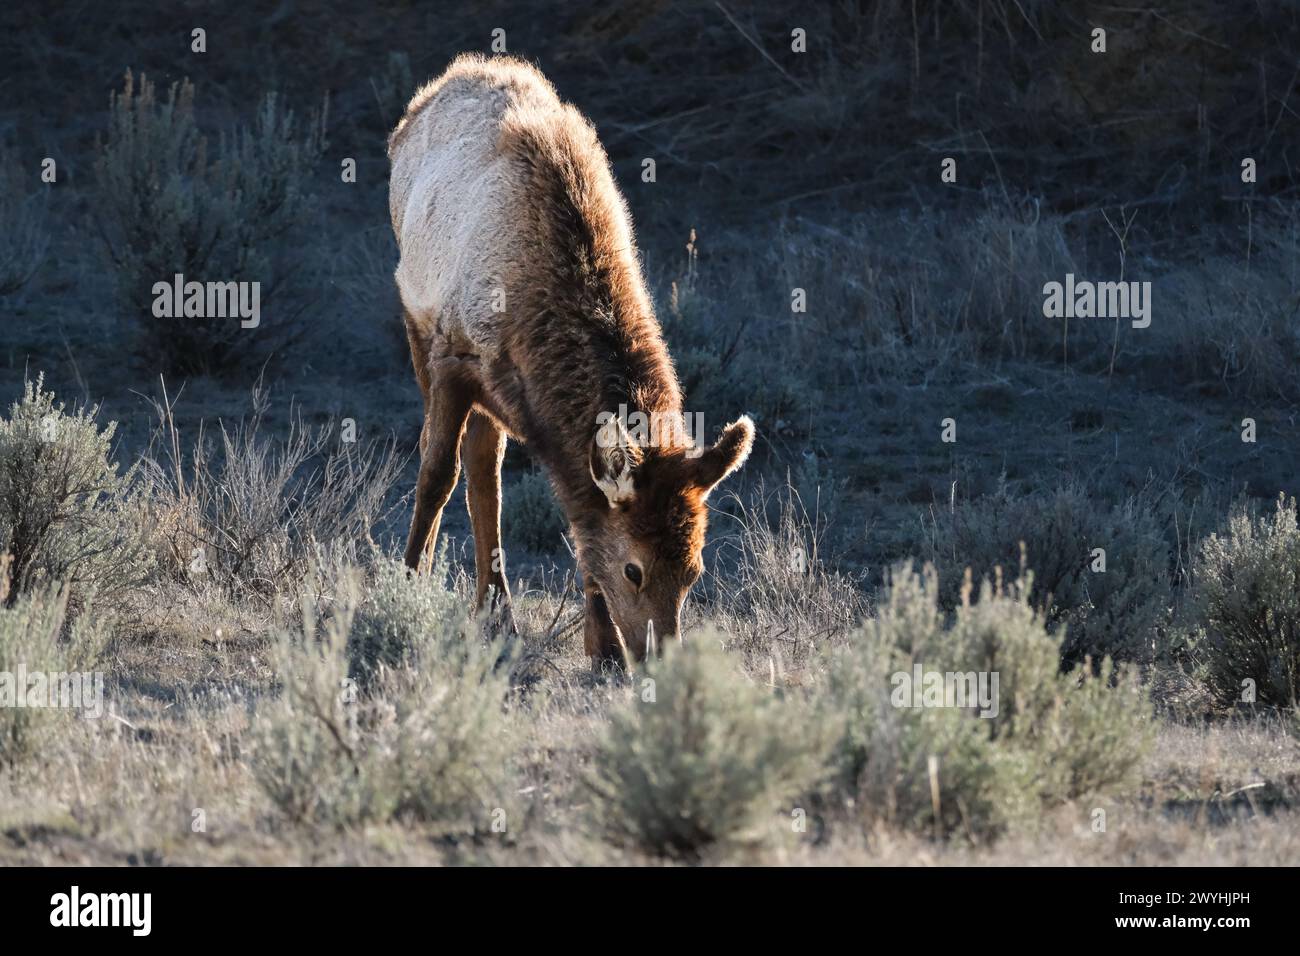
[623,563,643,588]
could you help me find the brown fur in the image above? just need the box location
[389,55,753,665]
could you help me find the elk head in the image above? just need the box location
[576,413,754,664]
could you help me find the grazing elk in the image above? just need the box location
[388,54,753,667]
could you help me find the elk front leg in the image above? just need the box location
[583,583,623,671]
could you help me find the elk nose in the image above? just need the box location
[646,619,678,658]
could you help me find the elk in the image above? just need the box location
[387,54,753,667]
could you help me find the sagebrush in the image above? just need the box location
[821,564,1153,840]
[0,374,151,606]
[139,384,401,607]
[1192,495,1300,707]
[0,580,107,768]
[918,480,1171,666]
[253,567,519,833]
[93,71,324,373]
[587,634,828,859]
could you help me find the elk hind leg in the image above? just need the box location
[403,377,472,573]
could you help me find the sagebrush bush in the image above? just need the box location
[347,553,462,682]
[937,569,1154,803]
[1191,496,1300,707]
[822,601,1034,840]
[587,634,829,859]
[375,616,520,830]
[253,568,517,833]
[502,470,565,553]
[919,481,1171,665]
[139,385,401,606]
[0,578,107,768]
[93,71,324,374]
[821,564,1152,840]
[0,375,152,605]
[252,588,394,826]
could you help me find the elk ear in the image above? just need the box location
[590,416,642,507]
[693,416,754,497]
